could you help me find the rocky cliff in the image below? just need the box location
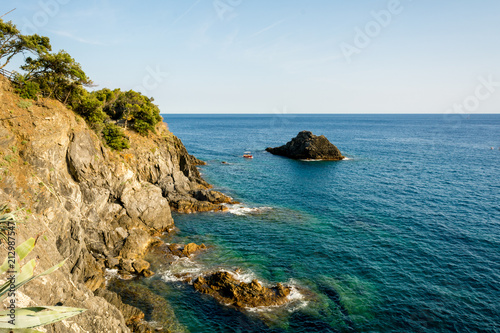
[0,76,232,332]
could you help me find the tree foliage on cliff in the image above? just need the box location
[98,89,163,135]
[20,50,93,103]
[6,19,164,149]
[0,18,51,69]
[102,123,130,151]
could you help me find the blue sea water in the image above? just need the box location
[146,114,499,332]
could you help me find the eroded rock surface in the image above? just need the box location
[193,271,291,308]
[0,76,230,332]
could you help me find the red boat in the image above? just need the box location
[243,151,253,159]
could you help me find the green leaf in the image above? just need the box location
[16,238,36,261]
[0,306,86,329]
[0,259,66,301]
[0,259,36,301]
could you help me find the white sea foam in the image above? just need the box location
[160,257,204,283]
[287,284,304,301]
[104,268,119,280]
[242,278,308,313]
[104,268,135,283]
[221,268,259,284]
[224,204,273,216]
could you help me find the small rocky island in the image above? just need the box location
[266,131,344,160]
[193,271,291,308]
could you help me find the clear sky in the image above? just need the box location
[4,0,500,113]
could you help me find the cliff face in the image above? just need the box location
[0,76,230,332]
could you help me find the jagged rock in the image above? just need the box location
[85,274,105,292]
[266,131,344,160]
[193,271,292,308]
[193,189,233,204]
[120,258,134,273]
[121,229,153,260]
[165,242,207,258]
[94,288,149,331]
[132,259,150,274]
[183,242,207,256]
[120,182,174,234]
[106,256,120,269]
[0,75,233,332]
[142,269,155,277]
[67,131,99,183]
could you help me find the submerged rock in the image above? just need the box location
[193,271,291,308]
[165,242,207,258]
[266,131,344,160]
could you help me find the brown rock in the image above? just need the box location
[166,242,207,258]
[193,271,291,308]
[132,259,150,274]
[120,182,174,234]
[142,269,155,277]
[84,274,105,292]
[182,242,205,257]
[106,256,120,269]
[119,258,134,272]
[94,288,144,325]
[121,229,152,259]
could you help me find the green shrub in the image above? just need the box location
[96,89,162,136]
[17,100,32,110]
[14,76,41,100]
[102,123,130,151]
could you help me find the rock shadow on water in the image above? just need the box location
[106,277,189,333]
[315,275,379,331]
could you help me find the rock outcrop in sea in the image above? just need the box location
[266,131,344,160]
[193,271,292,308]
[0,76,234,332]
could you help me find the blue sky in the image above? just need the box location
[4,0,500,113]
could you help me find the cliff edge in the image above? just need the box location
[0,76,232,332]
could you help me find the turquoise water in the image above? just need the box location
[146,114,499,332]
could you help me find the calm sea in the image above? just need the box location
[141,114,499,332]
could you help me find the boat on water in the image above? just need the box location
[243,151,253,159]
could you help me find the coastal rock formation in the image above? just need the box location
[193,271,291,308]
[158,242,208,259]
[0,76,231,332]
[266,131,344,160]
